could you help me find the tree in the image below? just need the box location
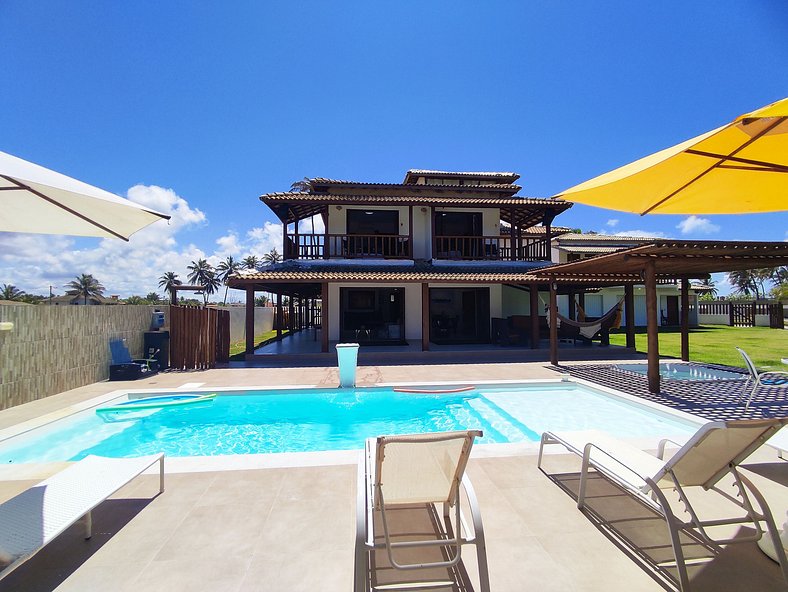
[65,274,105,305]
[157,271,182,300]
[187,259,221,305]
[0,284,25,301]
[216,256,242,305]
[125,295,146,305]
[289,177,312,192]
[254,294,270,307]
[262,248,282,265]
[242,255,260,270]
[698,277,718,299]
[145,292,162,303]
[727,268,777,300]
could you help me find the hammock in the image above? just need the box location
[547,298,624,340]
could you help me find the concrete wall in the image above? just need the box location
[0,304,163,410]
[697,313,773,327]
[221,306,274,342]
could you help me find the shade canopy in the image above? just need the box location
[0,151,170,240]
[555,97,788,215]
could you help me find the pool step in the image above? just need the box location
[468,397,538,442]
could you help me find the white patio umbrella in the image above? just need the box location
[0,150,170,240]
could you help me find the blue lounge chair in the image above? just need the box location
[109,338,159,381]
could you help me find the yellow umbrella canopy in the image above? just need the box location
[555,97,788,215]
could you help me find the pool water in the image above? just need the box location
[0,383,698,463]
[615,363,744,381]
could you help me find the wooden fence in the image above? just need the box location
[697,301,784,329]
[169,306,230,370]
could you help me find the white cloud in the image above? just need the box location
[606,219,619,227]
[0,185,215,298]
[612,230,667,238]
[676,215,720,235]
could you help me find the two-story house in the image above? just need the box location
[230,169,572,355]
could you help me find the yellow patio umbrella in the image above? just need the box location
[554,97,788,215]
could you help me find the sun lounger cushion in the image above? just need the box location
[0,454,164,574]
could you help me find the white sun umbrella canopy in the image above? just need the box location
[0,150,170,241]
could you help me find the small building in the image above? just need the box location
[552,232,700,326]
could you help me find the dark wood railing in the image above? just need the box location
[697,300,785,329]
[285,233,411,260]
[285,233,550,261]
[433,235,550,262]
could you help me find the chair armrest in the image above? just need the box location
[657,437,687,460]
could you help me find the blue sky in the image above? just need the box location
[1,1,786,300]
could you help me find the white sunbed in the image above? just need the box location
[538,419,788,591]
[354,430,490,592]
[0,453,164,580]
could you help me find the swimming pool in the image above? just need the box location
[615,362,744,381]
[0,381,700,463]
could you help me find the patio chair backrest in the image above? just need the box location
[660,418,786,488]
[374,430,481,508]
[109,338,133,365]
[736,346,759,379]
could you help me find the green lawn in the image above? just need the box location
[228,329,290,360]
[608,325,788,369]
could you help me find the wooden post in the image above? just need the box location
[276,291,282,340]
[288,296,295,333]
[509,209,516,261]
[549,280,558,366]
[321,283,329,352]
[245,286,255,357]
[680,278,690,362]
[408,206,414,258]
[568,289,576,321]
[323,210,329,260]
[644,261,660,394]
[421,283,430,351]
[430,209,437,259]
[530,283,540,349]
[729,302,734,327]
[624,283,635,349]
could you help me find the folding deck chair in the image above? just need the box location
[538,419,788,591]
[355,430,490,592]
[736,346,788,410]
[0,454,164,580]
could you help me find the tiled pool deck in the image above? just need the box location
[0,358,785,591]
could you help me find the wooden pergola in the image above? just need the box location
[532,240,788,393]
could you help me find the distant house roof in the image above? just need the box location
[308,178,522,193]
[402,169,521,184]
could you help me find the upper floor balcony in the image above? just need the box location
[284,231,550,262]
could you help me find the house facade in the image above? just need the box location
[230,169,573,353]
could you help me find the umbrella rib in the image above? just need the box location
[640,116,787,215]
[0,174,130,241]
[684,150,788,173]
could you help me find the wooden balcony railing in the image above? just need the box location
[285,233,411,260]
[433,235,550,262]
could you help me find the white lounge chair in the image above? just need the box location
[736,346,788,410]
[0,453,164,580]
[354,430,490,592]
[538,419,788,591]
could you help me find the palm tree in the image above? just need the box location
[216,255,242,305]
[65,274,105,305]
[727,268,773,300]
[187,259,220,305]
[157,271,182,298]
[699,277,718,299]
[145,292,161,303]
[262,248,282,265]
[0,284,25,301]
[289,177,312,192]
[242,255,260,270]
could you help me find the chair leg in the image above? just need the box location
[83,510,93,539]
[648,482,691,592]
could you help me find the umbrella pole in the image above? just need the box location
[644,261,660,393]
